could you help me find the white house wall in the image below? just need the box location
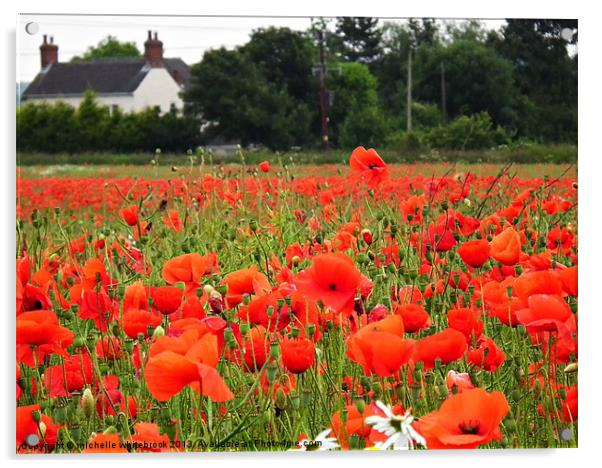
[23,68,184,114]
[132,68,184,113]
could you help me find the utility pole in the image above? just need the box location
[317,28,329,148]
[406,47,413,133]
[441,61,447,122]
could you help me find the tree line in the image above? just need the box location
[17,18,577,153]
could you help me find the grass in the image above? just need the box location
[16,142,577,168]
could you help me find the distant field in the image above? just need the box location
[18,162,576,180]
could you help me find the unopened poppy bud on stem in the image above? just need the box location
[361,228,373,245]
[81,388,95,419]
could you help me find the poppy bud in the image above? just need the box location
[564,362,578,374]
[290,391,301,410]
[32,410,42,423]
[504,418,517,433]
[275,388,288,410]
[355,399,366,414]
[81,388,95,419]
[270,341,280,359]
[152,326,165,339]
[307,324,316,337]
[265,361,279,383]
[242,294,251,306]
[361,228,373,245]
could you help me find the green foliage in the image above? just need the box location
[17,93,200,154]
[424,112,511,150]
[70,35,141,62]
[334,17,383,64]
[328,62,387,147]
[338,106,389,149]
[414,40,517,126]
[489,19,577,142]
[184,29,317,151]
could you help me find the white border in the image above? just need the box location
[3,1,601,467]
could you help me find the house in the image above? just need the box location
[21,31,190,114]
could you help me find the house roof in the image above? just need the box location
[22,57,190,98]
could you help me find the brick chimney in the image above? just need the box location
[144,30,163,67]
[40,34,58,69]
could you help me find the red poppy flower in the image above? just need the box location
[95,336,122,360]
[16,404,41,447]
[490,227,521,265]
[281,337,315,374]
[458,239,490,268]
[258,161,271,173]
[512,270,563,300]
[468,336,506,372]
[516,294,572,332]
[413,328,467,369]
[162,252,219,286]
[346,315,414,377]
[416,388,510,449]
[294,252,363,314]
[145,333,233,402]
[76,287,117,333]
[16,310,74,367]
[445,370,475,393]
[425,224,457,252]
[122,308,162,339]
[330,404,375,449]
[128,422,172,452]
[349,146,389,186]
[241,326,269,371]
[151,285,183,315]
[221,265,271,308]
[82,433,128,453]
[123,280,149,312]
[121,204,139,226]
[557,266,577,297]
[163,209,183,232]
[447,307,484,344]
[44,352,94,398]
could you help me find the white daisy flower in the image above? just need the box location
[289,428,340,451]
[365,401,426,450]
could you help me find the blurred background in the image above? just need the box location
[16,15,577,164]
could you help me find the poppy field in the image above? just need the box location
[16,148,578,453]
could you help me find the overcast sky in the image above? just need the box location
[17,14,506,82]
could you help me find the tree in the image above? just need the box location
[242,27,315,102]
[373,20,442,124]
[408,18,439,47]
[184,47,313,150]
[71,35,141,62]
[413,39,517,127]
[328,62,388,147]
[334,17,383,64]
[489,19,577,141]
